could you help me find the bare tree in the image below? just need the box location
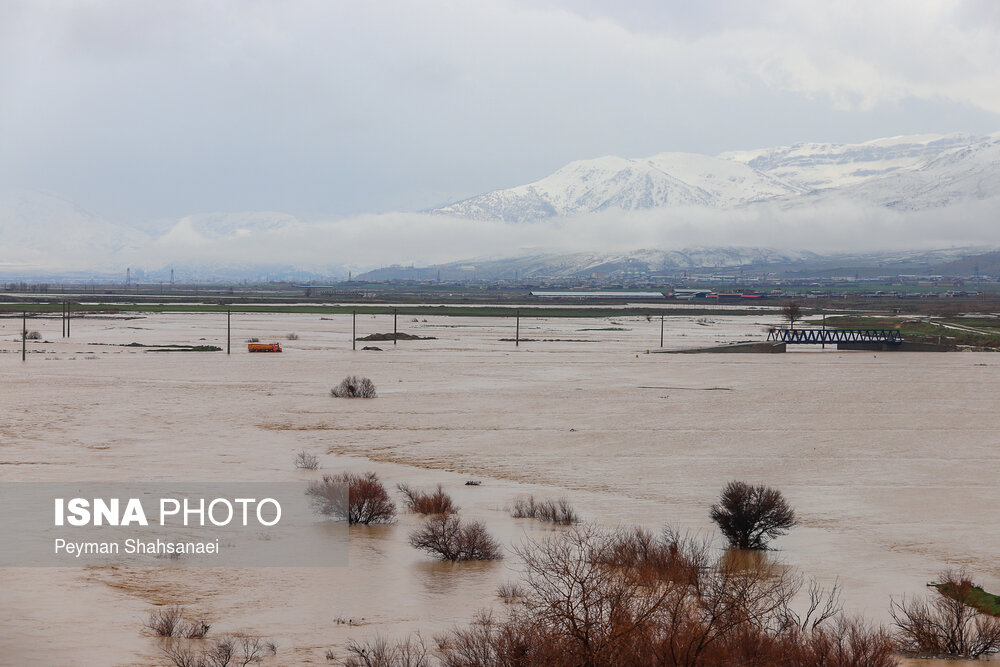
[408,514,502,561]
[891,569,1000,659]
[781,302,802,328]
[709,481,797,550]
[307,471,396,524]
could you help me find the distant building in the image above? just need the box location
[529,291,665,299]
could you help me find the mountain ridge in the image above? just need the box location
[432,132,1000,221]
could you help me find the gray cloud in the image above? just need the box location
[1,0,998,227]
[116,197,999,275]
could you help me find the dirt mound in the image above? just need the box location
[355,332,436,341]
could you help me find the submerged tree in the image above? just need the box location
[710,480,797,550]
[781,302,802,329]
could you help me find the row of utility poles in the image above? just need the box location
[19,303,73,362]
[19,306,670,362]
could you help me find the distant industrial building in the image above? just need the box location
[530,291,665,299]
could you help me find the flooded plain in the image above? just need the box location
[0,310,997,665]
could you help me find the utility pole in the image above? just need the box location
[66,302,70,337]
[352,310,356,351]
[515,310,520,347]
[62,302,66,338]
[227,310,231,355]
[21,311,26,362]
[393,308,397,345]
[660,314,664,348]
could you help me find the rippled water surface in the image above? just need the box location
[1,312,996,664]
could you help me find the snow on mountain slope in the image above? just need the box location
[434,132,1000,221]
[778,135,1000,210]
[358,247,822,281]
[721,132,982,190]
[434,152,802,221]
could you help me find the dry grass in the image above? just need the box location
[286,332,299,340]
[510,496,579,525]
[397,484,457,515]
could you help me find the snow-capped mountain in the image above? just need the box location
[434,153,804,221]
[4,131,1000,280]
[433,133,1000,221]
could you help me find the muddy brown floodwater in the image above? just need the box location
[0,311,996,665]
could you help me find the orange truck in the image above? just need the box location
[248,342,282,353]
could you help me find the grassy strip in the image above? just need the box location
[934,583,1000,616]
[0,303,771,318]
[813,316,1000,348]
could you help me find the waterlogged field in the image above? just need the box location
[0,310,997,665]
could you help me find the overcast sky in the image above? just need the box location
[2,0,1000,224]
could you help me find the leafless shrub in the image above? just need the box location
[147,606,185,637]
[25,330,41,340]
[164,635,276,667]
[510,495,579,525]
[295,450,320,470]
[146,606,211,640]
[337,634,431,667]
[163,644,202,667]
[246,337,259,343]
[891,568,1000,659]
[286,332,299,340]
[434,524,896,667]
[307,471,396,524]
[710,480,797,549]
[590,526,703,585]
[408,514,503,562]
[496,581,527,602]
[331,376,377,399]
[397,484,457,515]
[183,620,212,639]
